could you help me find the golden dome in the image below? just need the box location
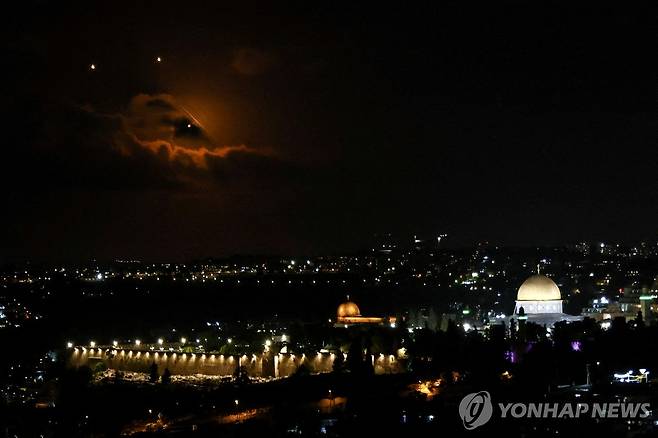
[517,275,561,301]
[337,301,361,318]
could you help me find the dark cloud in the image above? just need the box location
[1,93,286,193]
[145,98,176,110]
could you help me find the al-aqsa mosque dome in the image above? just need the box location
[337,301,361,318]
[335,297,396,327]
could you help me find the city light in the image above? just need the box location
[157,338,164,345]
[135,340,141,346]
[613,369,650,383]
[89,341,96,348]
[66,342,73,348]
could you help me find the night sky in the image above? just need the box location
[2,3,655,261]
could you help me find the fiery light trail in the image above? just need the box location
[180,106,205,130]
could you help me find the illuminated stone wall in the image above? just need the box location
[68,348,404,377]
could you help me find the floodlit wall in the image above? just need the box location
[68,348,404,377]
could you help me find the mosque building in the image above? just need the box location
[511,273,582,326]
[335,297,397,327]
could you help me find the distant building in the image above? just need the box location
[407,306,440,331]
[582,294,656,325]
[511,274,581,326]
[335,299,396,327]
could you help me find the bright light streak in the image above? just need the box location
[180,106,204,129]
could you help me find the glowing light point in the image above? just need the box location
[67,342,73,348]
[156,56,162,62]
[157,338,164,345]
[89,64,96,70]
[135,340,141,346]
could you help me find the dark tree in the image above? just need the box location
[332,350,345,373]
[636,310,644,327]
[149,362,159,383]
[161,368,171,384]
